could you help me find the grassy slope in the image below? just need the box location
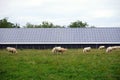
[0,49,120,80]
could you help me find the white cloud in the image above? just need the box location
[0,0,120,27]
[9,0,44,7]
[91,10,115,18]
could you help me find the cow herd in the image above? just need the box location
[6,46,120,54]
[83,46,120,53]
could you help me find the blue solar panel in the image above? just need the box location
[0,28,120,44]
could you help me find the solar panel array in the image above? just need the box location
[0,28,120,44]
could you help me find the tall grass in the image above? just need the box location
[0,49,120,80]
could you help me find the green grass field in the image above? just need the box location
[0,49,120,80]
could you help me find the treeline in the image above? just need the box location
[0,18,20,28]
[0,18,95,28]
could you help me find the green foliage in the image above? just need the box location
[13,23,20,28]
[0,49,120,80]
[24,21,65,28]
[23,23,35,28]
[24,20,89,28]
[0,17,94,28]
[68,20,88,28]
[0,18,20,28]
[41,21,54,28]
[0,18,14,28]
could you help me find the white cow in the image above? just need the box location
[6,47,17,54]
[52,47,67,54]
[106,47,113,53]
[112,46,120,50]
[98,46,105,50]
[106,46,120,53]
[83,47,91,53]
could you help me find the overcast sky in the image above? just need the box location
[0,0,120,27]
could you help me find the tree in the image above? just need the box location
[53,25,65,28]
[23,21,64,28]
[23,23,35,28]
[40,21,54,28]
[68,20,88,28]
[13,23,20,28]
[23,22,53,28]
[0,18,14,28]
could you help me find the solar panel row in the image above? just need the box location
[0,28,120,44]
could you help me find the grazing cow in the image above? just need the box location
[106,46,120,53]
[112,46,120,50]
[106,47,113,53]
[6,47,17,54]
[83,47,91,53]
[98,46,105,50]
[52,47,67,54]
[57,48,67,53]
[52,46,61,53]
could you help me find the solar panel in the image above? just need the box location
[0,28,120,44]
